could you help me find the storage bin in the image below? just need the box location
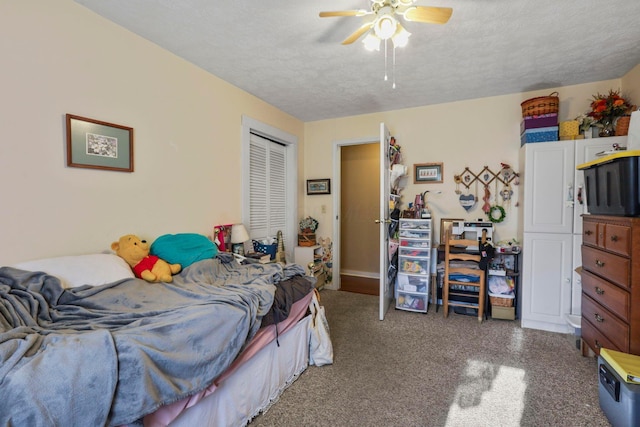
[577,150,640,216]
[399,257,429,274]
[253,241,277,259]
[491,305,515,320]
[599,349,640,427]
[520,113,558,134]
[395,292,427,312]
[396,273,429,293]
[559,120,580,137]
[520,92,559,117]
[489,292,514,307]
[520,126,559,145]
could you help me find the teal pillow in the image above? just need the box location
[150,233,218,268]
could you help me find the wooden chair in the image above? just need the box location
[442,225,487,323]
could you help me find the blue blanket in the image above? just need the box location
[0,256,295,426]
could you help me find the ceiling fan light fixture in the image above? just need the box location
[363,32,381,51]
[374,13,397,40]
[391,26,411,48]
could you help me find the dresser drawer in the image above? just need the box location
[581,318,624,355]
[581,245,630,289]
[582,220,599,247]
[581,270,630,322]
[603,223,631,256]
[581,294,629,351]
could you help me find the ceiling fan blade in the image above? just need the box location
[319,10,368,18]
[342,23,373,45]
[402,6,453,24]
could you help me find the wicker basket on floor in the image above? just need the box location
[490,295,514,307]
[521,92,559,117]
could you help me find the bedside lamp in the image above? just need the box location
[231,224,250,256]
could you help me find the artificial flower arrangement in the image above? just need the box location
[574,113,595,134]
[299,216,319,233]
[586,89,634,136]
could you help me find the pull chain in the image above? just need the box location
[384,39,388,82]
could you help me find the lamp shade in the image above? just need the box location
[230,224,250,244]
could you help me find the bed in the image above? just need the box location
[0,249,315,426]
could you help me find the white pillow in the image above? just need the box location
[13,253,135,289]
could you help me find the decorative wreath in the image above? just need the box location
[488,205,506,223]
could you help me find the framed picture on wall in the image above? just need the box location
[440,218,463,245]
[307,179,331,195]
[414,163,443,184]
[66,114,134,172]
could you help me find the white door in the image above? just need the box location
[521,232,573,333]
[379,123,392,320]
[522,140,574,234]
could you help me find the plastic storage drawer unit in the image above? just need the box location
[577,150,640,217]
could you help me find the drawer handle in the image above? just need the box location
[595,287,605,295]
[584,230,593,236]
[595,259,605,268]
[595,340,602,349]
[610,235,618,242]
[594,313,604,323]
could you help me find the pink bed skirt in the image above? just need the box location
[143,291,313,427]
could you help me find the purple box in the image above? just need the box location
[520,113,559,134]
[520,126,559,145]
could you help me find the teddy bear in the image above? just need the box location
[111,234,181,283]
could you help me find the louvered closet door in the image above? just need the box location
[249,133,287,242]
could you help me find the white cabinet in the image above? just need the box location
[521,232,573,332]
[294,245,325,289]
[395,218,431,313]
[518,137,626,333]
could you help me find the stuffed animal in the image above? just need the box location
[111,234,181,282]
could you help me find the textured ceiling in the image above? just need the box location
[74,0,640,122]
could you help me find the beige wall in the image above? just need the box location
[0,1,304,264]
[2,2,638,268]
[303,77,639,249]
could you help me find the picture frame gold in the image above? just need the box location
[66,114,134,172]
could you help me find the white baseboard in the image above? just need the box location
[340,269,379,279]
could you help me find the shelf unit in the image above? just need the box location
[487,250,521,320]
[396,218,432,313]
[294,245,325,289]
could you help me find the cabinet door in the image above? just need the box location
[521,232,573,333]
[573,138,624,235]
[522,141,574,234]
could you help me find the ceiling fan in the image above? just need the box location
[319,0,453,47]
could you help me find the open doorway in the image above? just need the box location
[338,143,380,295]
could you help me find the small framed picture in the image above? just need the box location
[66,114,134,172]
[414,162,443,184]
[307,179,331,195]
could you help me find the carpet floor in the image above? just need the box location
[250,289,611,427]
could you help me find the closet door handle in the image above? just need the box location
[594,313,604,323]
[595,287,604,295]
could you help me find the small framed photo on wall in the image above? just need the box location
[414,163,443,184]
[307,179,331,195]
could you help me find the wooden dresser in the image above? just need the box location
[581,214,640,356]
